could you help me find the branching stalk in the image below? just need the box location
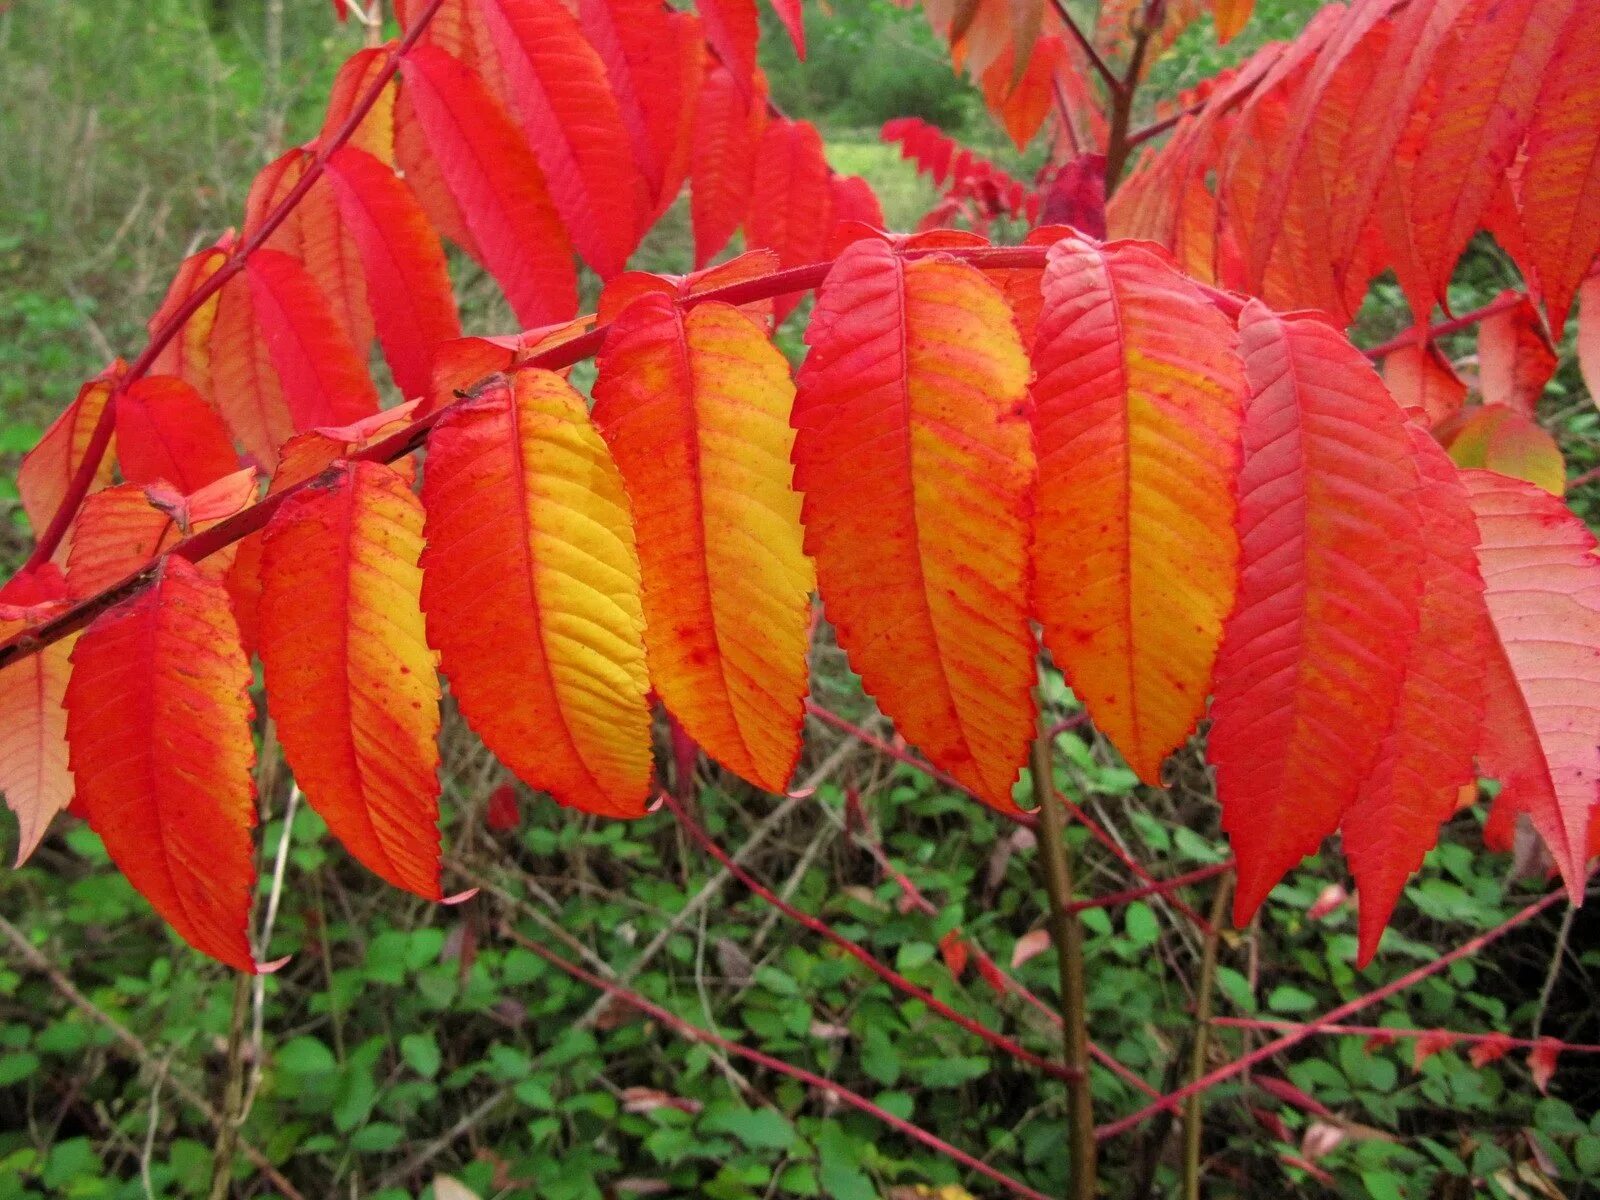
[1181,874,1233,1200]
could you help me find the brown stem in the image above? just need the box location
[1031,723,1096,1200]
[1103,26,1153,193]
[206,973,252,1200]
[1181,874,1234,1200]
[1047,0,1122,96]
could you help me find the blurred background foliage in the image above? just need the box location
[1,2,1598,1198]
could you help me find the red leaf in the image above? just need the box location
[148,238,232,402]
[1464,470,1600,900]
[1478,292,1557,418]
[699,0,760,100]
[1529,1037,1561,1093]
[980,36,1061,151]
[1342,430,1487,965]
[17,365,121,550]
[769,0,805,58]
[691,65,766,267]
[65,558,259,971]
[937,929,969,978]
[209,272,294,470]
[1256,1074,1335,1118]
[747,118,833,322]
[0,570,75,865]
[1579,276,1600,401]
[260,462,442,898]
[321,47,398,166]
[476,0,651,278]
[485,783,521,831]
[1210,303,1425,923]
[1519,7,1600,333]
[829,175,885,233]
[1469,1032,1515,1067]
[1407,0,1572,306]
[323,145,462,399]
[399,42,577,326]
[115,376,239,493]
[246,248,380,432]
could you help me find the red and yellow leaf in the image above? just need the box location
[792,240,1036,810]
[259,461,442,898]
[64,557,259,971]
[148,238,232,402]
[398,42,577,325]
[210,273,295,470]
[1341,431,1488,965]
[593,295,813,792]
[1209,302,1425,923]
[420,370,653,817]
[1031,234,1247,784]
[115,376,239,493]
[321,46,398,165]
[476,0,651,277]
[1465,469,1600,899]
[323,145,462,399]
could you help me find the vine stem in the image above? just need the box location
[1206,1016,1600,1055]
[1095,880,1579,1141]
[1181,873,1233,1200]
[1030,721,1096,1200]
[494,922,1058,1200]
[21,0,451,573]
[658,791,1084,1083]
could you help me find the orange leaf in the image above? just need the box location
[17,365,121,550]
[259,461,442,898]
[65,557,259,971]
[420,371,653,817]
[793,240,1036,810]
[1032,234,1246,784]
[321,46,398,165]
[1211,0,1254,43]
[1477,292,1557,418]
[1343,431,1488,964]
[210,272,295,470]
[1210,303,1425,923]
[1528,1037,1561,1093]
[593,296,812,792]
[115,376,239,493]
[398,42,577,325]
[980,36,1063,151]
[1465,470,1600,901]
[1444,405,1565,497]
[323,145,462,399]
[148,238,231,402]
[0,569,76,865]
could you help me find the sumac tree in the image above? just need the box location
[2,0,1599,1192]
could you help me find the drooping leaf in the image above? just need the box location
[1341,431,1488,965]
[259,461,442,899]
[979,35,1062,151]
[476,0,651,277]
[17,364,121,547]
[1518,7,1600,333]
[691,64,766,267]
[747,118,834,322]
[1381,340,1465,428]
[420,370,653,817]
[1465,469,1600,899]
[1211,0,1255,42]
[0,569,76,865]
[792,239,1036,810]
[209,272,295,470]
[593,295,813,792]
[323,145,462,399]
[148,238,232,402]
[321,45,399,165]
[1444,405,1565,497]
[769,0,806,58]
[114,376,239,493]
[1406,0,1571,305]
[245,248,381,431]
[1031,234,1246,784]
[398,42,577,325]
[65,556,259,971]
[1477,292,1557,417]
[698,0,760,100]
[1210,302,1425,923]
